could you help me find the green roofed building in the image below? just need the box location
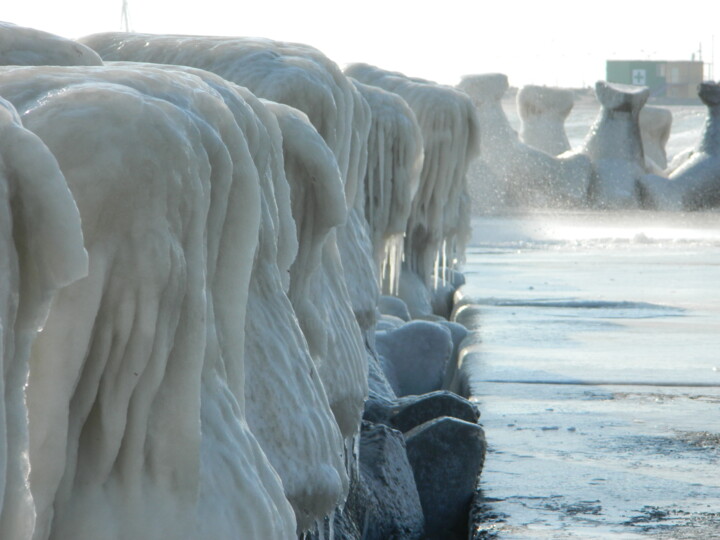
[606,60,704,99]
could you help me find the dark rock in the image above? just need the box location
[405,417,487,540]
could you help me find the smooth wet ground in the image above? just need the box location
[462,212,720,539]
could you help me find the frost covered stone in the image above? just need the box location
[517,84,574,156]
[346,63,480,287]
[581,81,650,208]
[0,22,102,66]
[0,96,87,540]
[458,73,592,208]
[639,82,720,210]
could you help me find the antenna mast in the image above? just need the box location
[121,0,132,32]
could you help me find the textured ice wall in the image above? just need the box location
[0,65,296,539]
[457,73,592,209]
[517,85,573,155]
[351,80,424,295]
[0,97,87,540]
[581,81,650,208]
[345,63,480,287]
[639,82,720,210]
[81,32,378,333]
[0,22,102,66]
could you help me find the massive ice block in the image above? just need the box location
[345,63,480,287]
[639,81,720,210]
[351,80,424,295]
[0,65,296,539]
[0,22,102,66]
[80,32,379,335]
[458,73,591,208]
[0,96,87,540]
[581,81,650,208]
[517,84,574,156]
[639,105,672,172]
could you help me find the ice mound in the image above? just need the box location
[639,81,720,210]
[80,32,379,335]
[582,81,650,208]
[517,84,574,155]
[350,80,424,295]
[0,22,102,66]
[345,63,480,288]
[458,73,592,209]
[0,65,297,539]
[0,96,87,539]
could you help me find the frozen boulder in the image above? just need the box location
[0,22,102,66]
[0,97,87,539]
[640,105,672,172]
[458,73,592,208]
[517,84,574,155]
[405,417,487,540]
[378,295,412,322]
[639,81,720,210]
[351,80,423,295]
[346,63,480,287]
[581,81,650,208]
[397,269,434,319]
[81,32,379,336]
[376,321,453,397]
[0,65,297,539]
[364,391,480,434]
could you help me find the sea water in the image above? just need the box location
[461,100,720,537]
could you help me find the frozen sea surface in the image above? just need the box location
[461,211,720,538]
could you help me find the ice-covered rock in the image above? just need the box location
[351,80,423,295]
[0,96,87,539]
[0,65,297,539]
[582,81,650,208]
[345,63,480,287]
[364,390,480,434]
[376,321,453,397]
[378,295,411,322]
[0,22,102,66]
[640,105,672,172]
[517,84,574,155]
[458,73,592,208]
[639,82,720,210]
[81,32,379,335]
[405,416,487,540]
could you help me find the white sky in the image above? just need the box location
[4,0,719,88]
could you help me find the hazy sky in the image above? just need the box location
[4,0,718,88]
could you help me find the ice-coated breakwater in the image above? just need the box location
[0,21,484,540]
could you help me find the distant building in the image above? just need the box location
[606,60,703,99]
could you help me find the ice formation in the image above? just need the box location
[517,84,574,155]
[581,81,650,208]
[0,96,87,540]
[639,105,672,172]
[345,63,480,288]
[80,32,378,334]
[0,65,297,539]
[457,73,591,208]
[0,22,102,66]
[639,81,720,210]
[350,80,424,295]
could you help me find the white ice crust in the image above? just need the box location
[351,80,423,295]
[0,22,102,66]
[639,82,720,210]
[581,81,650,208]
[0,64,298,539]
[517,84,574,156]
[0,96,87,540]
[345,63,480,287]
